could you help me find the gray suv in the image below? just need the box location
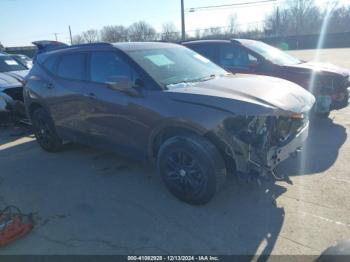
[24,41,315,204]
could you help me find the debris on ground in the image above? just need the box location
[0,206,34,247]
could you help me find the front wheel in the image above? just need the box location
[31,108,63,152]
[157,135,226,205]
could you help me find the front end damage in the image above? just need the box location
[0,86,25,116]
[213,113,309,179]
[313,75,350,114]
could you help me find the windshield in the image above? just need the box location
[127,46,227,88]
[245,41,301,66]
[15,55,31,62]
[0,56,27,72]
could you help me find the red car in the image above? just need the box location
[183,39,350,117]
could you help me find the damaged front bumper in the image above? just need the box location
[314,80,350,113]
[216,114,310,177]
[265,121,308,169]
[0,91,14,112]
[0,87,25,115]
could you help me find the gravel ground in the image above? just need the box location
[0,48,349,257]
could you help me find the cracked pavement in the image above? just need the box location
[0,48,349,256]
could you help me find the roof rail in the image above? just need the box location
[69,42,113,49]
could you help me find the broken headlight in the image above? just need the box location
[224,115,306,148]
[223,116,269,147]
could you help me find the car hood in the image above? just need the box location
[0,70,28,90]
[286,62,350,77]
[166,75,315,115]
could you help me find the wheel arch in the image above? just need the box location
[28,102,46,120]
[148,121,235,173]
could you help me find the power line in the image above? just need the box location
[187,0,277,12]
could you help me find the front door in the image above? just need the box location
[218,43,261,74]
[81,51,147,154]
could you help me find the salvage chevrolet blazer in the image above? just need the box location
[183,39,349,117]
[24,42,315,204]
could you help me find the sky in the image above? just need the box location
[1,0,349,47]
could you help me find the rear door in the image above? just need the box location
[45,52,89,139]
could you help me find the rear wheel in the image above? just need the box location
[31,108,63,152]
[157,134,226,205]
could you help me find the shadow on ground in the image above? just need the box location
[0,116,32,145]
[277,117,347,176]
[0,137,285,258]
[0,115,345,257]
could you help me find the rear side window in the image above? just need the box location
[57,53,86,80]
[43,56,58,74]
[89,52,134,83]
[188,44,218,63]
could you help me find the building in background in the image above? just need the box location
[4,46,37,58]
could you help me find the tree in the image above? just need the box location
[82,29,100,43]
[202,27,223,39]
[100,25,128,43]
[161,22,180,42]
[195,29,201,40]
[72,34,85,45]
[128,21,157,41]
[264,0,322,36]
[226,14,238,37]
[327,5,350,33]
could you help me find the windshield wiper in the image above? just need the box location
[168,74,216,86]
[193,74,217,82]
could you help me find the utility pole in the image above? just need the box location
[69,26,73,45]
[181,0,186,41]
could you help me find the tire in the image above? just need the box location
[31,107,63,152]
[157,134,227,205]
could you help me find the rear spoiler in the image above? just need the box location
[32,40,68,63]
[32,40,68,53]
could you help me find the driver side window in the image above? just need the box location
[89,52,135,84]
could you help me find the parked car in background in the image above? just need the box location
[0,53,28,116]
[183,39,350,117]
[11,54,33,69]
[25,41,314,204]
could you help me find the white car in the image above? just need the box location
[0,53,28,115]
[11,54,33,69]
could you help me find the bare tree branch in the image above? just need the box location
[82,29,100,43]
[100,25,128,43]
[128,21,156,41]
[161,22,180,42]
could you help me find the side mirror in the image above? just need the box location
[107,77,143,97]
